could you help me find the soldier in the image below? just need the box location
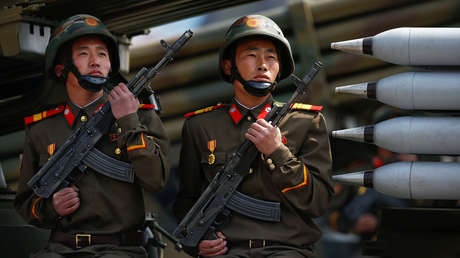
[173,15,334,258]
[14,14,170,257]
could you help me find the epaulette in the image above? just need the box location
[139,104,156,110]
[184,103,226,118]
[24,105,65,125]
[291,103,323,111]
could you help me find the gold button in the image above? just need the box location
[117,128,122,133]
[266,158,273,165]
[115,148,121,155]
[269,164,275,170]
[247,116,252,121]
[80,115,87,122]
[248,168,253,174]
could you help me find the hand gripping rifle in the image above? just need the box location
[27,30,193,198]
[173,61,324,249]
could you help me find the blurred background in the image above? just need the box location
[2,0,460,257]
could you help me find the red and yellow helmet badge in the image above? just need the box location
[85,17,99,27]
[246,18,260,28]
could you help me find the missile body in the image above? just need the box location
[333,162,460,200]
[331,27,460,66]
[332,116,460,155]
[335,72,460,110]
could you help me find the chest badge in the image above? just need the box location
[47,143,56,157]
[207,140,216,165]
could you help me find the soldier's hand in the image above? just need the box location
[52,185,80,216]
[198,231,228,257]
[245,119,281,155]
[108,83,139,119]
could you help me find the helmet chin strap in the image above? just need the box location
[62,62,108,92]
[230,60,276,97]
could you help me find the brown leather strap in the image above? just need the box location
[51,230,144,249]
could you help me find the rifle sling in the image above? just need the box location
[82,147,134,183]
[227,190,280,222]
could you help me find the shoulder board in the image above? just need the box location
[139,104,156,110]
[291,103,323,111]
[184,103,226,118]
[24,105,65,125]
[272,101,285,107]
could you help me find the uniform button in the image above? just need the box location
[80,115,87,122]
[269,164,275,170]
[247,116,252,121]
[248,168,253,174]
[115,148,121,155]
[117,128,122,133]
[266,158,273,165]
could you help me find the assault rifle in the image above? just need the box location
[28,30,193,198]
[173,61,324,248]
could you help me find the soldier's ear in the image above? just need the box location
[54,64,64,77]
[222,59,232,76]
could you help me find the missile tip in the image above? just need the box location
[330,42,337,50]
[332,171,368,186]
[334,83,368,97]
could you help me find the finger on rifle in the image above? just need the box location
[202,246,228,258]
[199,238,227,257]
[246,127,264,140]
[54,187,77,197]
[61,196,80,209]
[119,83,131,93]
[216,232,226,240]
[62,199,80,215]
[251,121,270,134]
[256,118,272,127]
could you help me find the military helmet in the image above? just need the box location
[219,15,295,82]
[45,14,119,78]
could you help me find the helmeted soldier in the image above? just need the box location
[15,14,170,258]
[173,14,333,258]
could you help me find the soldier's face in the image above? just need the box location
[71,36,111,78]
[233,38,280,83]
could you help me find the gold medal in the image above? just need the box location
[208,153,215,165]
[207,139,216,165]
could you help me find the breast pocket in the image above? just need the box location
[201,152,226,182]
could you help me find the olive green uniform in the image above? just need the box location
[173,96,333,257]
[15,93,170,257]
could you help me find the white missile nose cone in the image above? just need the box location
[332,171,367,186]
[332,126,366,143]
[335,83,368,97]
[330,42,338,50]
[329,38,364,55]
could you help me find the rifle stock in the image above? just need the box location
[27,30,193,198]
[173,61,323,248]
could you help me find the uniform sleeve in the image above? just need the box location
[172,119,205,220]
[116,109,170,193]
[268,112,334,218]
[14,126,60,229]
